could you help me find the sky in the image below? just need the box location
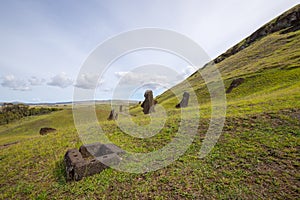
[0,0,299,103]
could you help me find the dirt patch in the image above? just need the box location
[226,78,245,93]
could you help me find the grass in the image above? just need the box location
[1,108,299,199]
[0,22,300,200]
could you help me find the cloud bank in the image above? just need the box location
[47,73,73,88]
[1,75,30,91]
[74,73,103,89]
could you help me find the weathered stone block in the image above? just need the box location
[65,143,125,181]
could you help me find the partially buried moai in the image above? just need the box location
[107,109,118,120]
[141,90,155,114]
[176,92,190,108]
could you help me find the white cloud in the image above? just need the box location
[115,71,169,86]
[74,73,103,89]
[101,87,113,92]
[141,83,165,91]
[183,66,197,76]
[47,72,73,88]
[181,66,198,79]
[31,98,41,102]
[1,75,30,91]
[28,76,45,86]
[115,71,129,78]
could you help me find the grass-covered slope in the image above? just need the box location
[156,29,300,114]
[1,5,300,200]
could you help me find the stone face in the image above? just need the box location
[65,143,125,181]
[107,109,118,120]
[226,78,245,93]
[39,127,56,135]
[176,92,190,108]
[141,90,155,114]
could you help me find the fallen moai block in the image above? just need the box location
[64,143,125,181]
[39,127,56,135]
[79,143,125,158]
[176,92,190,108]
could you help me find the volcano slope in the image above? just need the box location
[0,4,300,200]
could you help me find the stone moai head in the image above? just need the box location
[141,90,155,114]
[176,91,190,108]
[107,109,118,120]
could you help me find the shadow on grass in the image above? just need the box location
[53,158,67,185]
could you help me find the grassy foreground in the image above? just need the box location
[0,106,299,199]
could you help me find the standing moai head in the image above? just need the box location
[176,92,190,108]
[107,109,118,120]
[141,90,155,114]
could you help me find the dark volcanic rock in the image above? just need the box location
[39,127,56,135]
[176,92,190,108]
[141,90,155,114]
[226,78,245,93]
[65,143,125,181]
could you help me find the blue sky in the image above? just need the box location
[0,0,298,103]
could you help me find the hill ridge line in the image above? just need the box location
[213,4,300,64]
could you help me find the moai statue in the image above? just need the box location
[107,109,118,120]
[176,92,190,108]
[119,105,123,112]
[141,90,155,114]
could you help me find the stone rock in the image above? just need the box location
[119,105,123,112]
[107,109,118,120]
[176,92,190,108]
[226,78,245,93]
[39,127,56,135]
[141,90,155,114]
[65,143,125,181]
[79,143,125,158]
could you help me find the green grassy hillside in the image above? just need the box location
[156,29,300,114]
[1,6,300,200]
